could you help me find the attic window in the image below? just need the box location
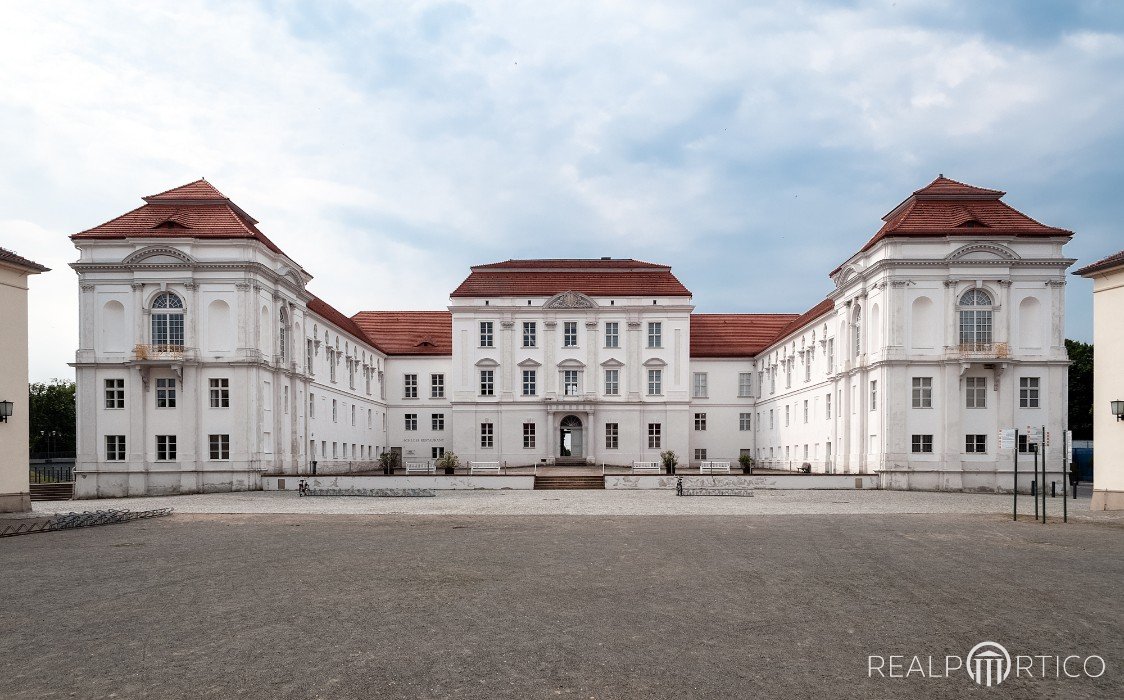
[957,219,988,228]
[153,219,188,229]
[415,337,436,348]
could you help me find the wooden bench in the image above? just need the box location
[631,461,661,474]
[699,460,731,474]
[404,462,435,475]
[469,461,501,475]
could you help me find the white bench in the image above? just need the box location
[404,462,435,475]
[631,461,662,474]
[469,461,501,475]
[699,460,732,474]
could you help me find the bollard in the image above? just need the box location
[1051,481,1056,498]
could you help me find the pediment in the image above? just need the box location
[557,358,586,368]
[600,357,624,368]
[121,246,194,266]
[517,358,542,368]
[475,357,500,367]
[544,290,597,309]
[944,243,1020,262]
[642,357,667,367]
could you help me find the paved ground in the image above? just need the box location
[2,508,1121,699]
[25,488,1123,521]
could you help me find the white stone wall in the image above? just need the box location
[1088,263,1124,509]
[0,263,35,512]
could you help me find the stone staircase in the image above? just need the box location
[30,482,74,501]
[533,475,605,490]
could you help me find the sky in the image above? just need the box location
[2,0,1122,383]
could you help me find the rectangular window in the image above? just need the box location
[870,380,878,411]
[1019,377,1040,408]
[694,448,707,461]
[912,377,932,408]
[522,369,537,396]
[694,413,707,431]
[826,393,832,419]
[647,369,662,396]
[430,374,445,399]
[604,369,620,396]
[827,338,835,373]
[738,372,752,397]
[563,369,580,396]
[563,321,578,347]
[785,360,792,388]
[208,434,230,460]
[404,374,418,399]
[208,378,229,408]
[405,414,417,431]
[480,369,494,396]
[351,404,355,426]
[522,321,537,348]
[155,378,176,408]
[432,413,444,431]
[605,423,619,449]
[805,354,812,382]
[306,339,314,374]
[965,434,987,454]
[332,442,338,459]
[966,377,987,409]
[769,409,774,429]
[156,435,177,461]
[105,435,126,461]
[647,322,662,348]
[692,372,708,398]
[328,349,337,382]
[523,422,536,449]
[785,405,790,426]
[104,379,125,409]
[604,322,619,348]
[431,446,445,459]
[480,422,493,448]
[739,413,751,431]
[803,400,809,423]
[479,321,494,347]
[647,423,662,449]
[1018,434,1036,454]
[911,434,933,454]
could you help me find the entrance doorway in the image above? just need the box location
[559,415,584,459]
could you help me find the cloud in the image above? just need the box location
[0,0,1120,381]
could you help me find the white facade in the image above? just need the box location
[71,238,389,498]
[70,177,1074,495]
[1077,251,1124,510]
[1,249,48,512]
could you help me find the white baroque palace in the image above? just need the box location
[70,177,1074,496]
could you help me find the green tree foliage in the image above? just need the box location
[29,379,76,455]
[1066,339,1093,440]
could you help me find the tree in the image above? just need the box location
[1066,339,1093,440]
[29,379,76,455]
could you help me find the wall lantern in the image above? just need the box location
[1112,400,1124,422]
[0,400,12,423]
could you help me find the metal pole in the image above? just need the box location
[1013,429,1019,521]
[1063,429,1068,523]
[1041,424,1047,523]
[1033,445,1039,520]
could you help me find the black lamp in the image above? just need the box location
[0,400,12,423]
[1112,400,1124,422]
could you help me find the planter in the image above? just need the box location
[444,467,455,475]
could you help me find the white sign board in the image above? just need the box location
[1025,427,1042,443]
[999,428,1017,450]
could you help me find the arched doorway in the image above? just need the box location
[559,415,584,459]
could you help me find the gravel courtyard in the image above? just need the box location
[26,488,1124,521]
[3,498,1122,699]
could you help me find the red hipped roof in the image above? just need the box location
[351,311,453,356]
[71,179,287,256]
[451,259,691,298]
[1074,249,1124,277]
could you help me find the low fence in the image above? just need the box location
[29,462,75,484]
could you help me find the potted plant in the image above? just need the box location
[660,450,678,475]
[738,454,754,475]
[435,451,459,475]
[378,451,400,475]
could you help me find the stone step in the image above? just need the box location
[30,483,74,501]
[534,476,605,490]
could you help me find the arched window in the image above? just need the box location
[852,304,862,358]
[279,308,288,362]
[959,289,993,348]
[151,292,184,349]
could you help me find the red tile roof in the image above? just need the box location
[351,311,453,356]
[71,179,287,256]
[307,297,376,349]
[1074,249,1124,276]
[690,313,800,358]
[772,298,836,345]
[451,259,691,298]
[855,176,1071,256]
[0,247,50,273]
